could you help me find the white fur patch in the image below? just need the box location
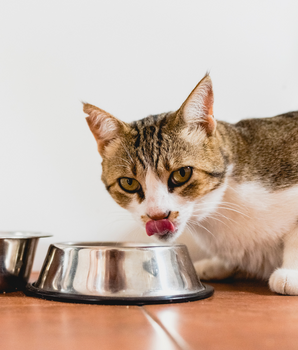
[269,268,298,295]
[194,257,235,280]
[145,169,169,217]
[191,178,298,279]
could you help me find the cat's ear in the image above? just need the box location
[83,103,127,155]
[179,73,216,136]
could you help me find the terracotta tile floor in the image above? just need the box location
[1,273,298,350]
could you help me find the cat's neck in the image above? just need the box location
[214,121,241,166]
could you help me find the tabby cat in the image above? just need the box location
[84,74,298,295]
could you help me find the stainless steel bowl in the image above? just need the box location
[0,232,52,292]
[26,242,213,304]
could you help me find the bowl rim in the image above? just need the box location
[25,282,214,305]
[0,231,53,239]
[52,241,186,249]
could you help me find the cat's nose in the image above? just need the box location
[147,211,170,221]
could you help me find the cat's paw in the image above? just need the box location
[269,268,298,295]
[194,257,235,281]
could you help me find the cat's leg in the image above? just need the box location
[269,225,298,295]
[194,256,236,280]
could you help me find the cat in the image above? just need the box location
[83,73,298,295]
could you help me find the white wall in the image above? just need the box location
[0,0,297,270]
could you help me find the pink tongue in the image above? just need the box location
[146,219,176,237]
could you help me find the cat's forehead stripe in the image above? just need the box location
[132,123,147,170]
[130,113,170,172]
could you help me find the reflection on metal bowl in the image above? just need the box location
[26,242,213,304]
[0,232,52,292]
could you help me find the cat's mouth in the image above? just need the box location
[145,219,177,240]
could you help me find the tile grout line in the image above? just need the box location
[141,307,182,350]
[141,307,192,350]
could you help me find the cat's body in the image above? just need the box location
[84,74,298,295]
[194,114,298,281]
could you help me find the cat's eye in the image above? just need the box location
[169,167,192,187]
[119,177,141,193]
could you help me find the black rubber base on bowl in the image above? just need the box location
[25,282,214,305]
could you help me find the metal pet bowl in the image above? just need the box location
[26,242,213,305]
[0,232,52,292]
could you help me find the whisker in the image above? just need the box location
[192,221,216,239]
[113,164,130,169]
[211,211,239,225]
[193,206,249,218]
[191,211,238,225]
[120,140,134,164]
[110,156,131,166]
[185,223,197,239]
[195,201,245,210]
[201,215,230,229]
[211,207,249,217]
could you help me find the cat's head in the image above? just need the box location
[84,74,228,241]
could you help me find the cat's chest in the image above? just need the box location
[191,179,298,277]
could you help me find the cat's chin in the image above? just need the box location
[148,227,183,243]
[153,231,177,242]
